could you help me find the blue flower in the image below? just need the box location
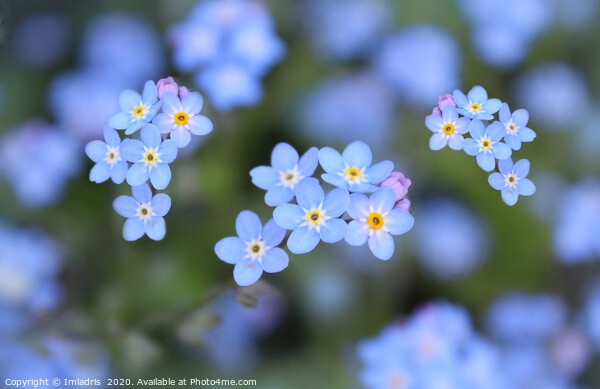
[12,12,69,68]
[113,183,171,241]
[214,211,288,286]
[120,124,178,190]
[273,180,349,254]
[488,103,536,150]
[463,120,512,172]
[345,187,414,260]
[152,92,213,148]
[85,126,128,184]
[488,158,536,206]
[318,141,394,192]
[425,106,471,151]
[250,143,319,207]
[108,80,161,135]
[453,86,502,120]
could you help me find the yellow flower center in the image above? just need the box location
[246,240,265,259]
[479,138,492,150]
[137,204,152,220]
[306,209,324,226]
[133,105,147,118]
[144,150,158,166]
[388,374,405,388]
[174,112,189,125]
[468,103,481,113]
[367,212,384,230]
[344,167,363,182]
[280,168,301,188]
[506,173,518,186]
[442,123,455,135]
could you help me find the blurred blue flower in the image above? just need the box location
[470,25,530,70]
[345,187,414,261]
[413,199,489,280]
[152,92,213,148]
[215,211,288,286]
[295,73,395,147]
[453,86,502,120]
[113,183,171,241]
[372,26,461,107]
[514,63,589,131]
[319,141,394,192]
[0,120,81,208]
[108,80,160,135]
[273,180,349,254]
[463,119,512,172]
[488,158,536,206]
[120,124,177,190]
[12,12,70,68]
[491,103,536,150]
[85,126,128,184]
[579,282,600,352]
[301,0,390,61]
[425,106,471,151]
[250,143,319,206]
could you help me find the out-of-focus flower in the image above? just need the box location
[463,119,512,172]
[580,281,600,353]
[301,0,390,61]
[295,73,395,147]
[12,12,70,68]
[488,158,536,206]
[108,80,160,135]
[215,211,288,286]
[490,103,536,151]
[113,183,171,241]
[453,86,502,120]
[250,143,319,207]
[0,120,81,208]
[372,26,461,107]
[425,106,470,151]
[514,63,589,131]
[85,126,128,184]
[273,180,349,254]
[318,141,393,193]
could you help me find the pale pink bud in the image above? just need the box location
[156,77,179,98]
[381,172,411,201]
[394,198,411,212]
[437,93,455,111]
[178,86,191,98]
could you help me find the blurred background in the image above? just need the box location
[1,0,600,387]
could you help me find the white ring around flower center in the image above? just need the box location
[137,203,154,221]
[505,173,518,187]
[105,146,120,166]
[141,147,161,169]
[505,121,519,135]
[246,239,266,260]
[279,165,303,189]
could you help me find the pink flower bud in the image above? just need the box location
[432,107,442,116]
[156,77,179,98]
[381,172,411,202]
[394,198,411,212]
[178,86,191,98]
[437,93,455,111]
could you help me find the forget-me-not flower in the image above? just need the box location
[250,143,319,207]
[488,103,536,150]
[113,183,171,241]
[108,80,161,135]
[425,106,471,151]
[215,211,288,286]
[453,86,502,120]
[85,126,128,184]
[488,158,536,206]
[463,120,512,172]
[152,92,213,148]
[120,124,178,190]
[345,187,414,260]
[319,141,393,192]
[273,180,349,254]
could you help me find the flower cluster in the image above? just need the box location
[425,85,537,206]
[85,78,213,241]
[215,141,414,286]
[168,0,285,111]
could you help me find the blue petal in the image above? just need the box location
[120,139,144,162]
[370,187,396,214]
[349,182,378,193]
[271,143,299,171]
[447,134,464,151]
[295,179,324,209]
[182,92,203,114]
[261,247,289,273]
[347,193,369,220]
[160,93,180,115]
[233,257,263,286]
[170,127,192,148]
[455,118,471,134]
[463,139,479,156]
[318,147,344,173]
[488,173,506,190]
[486,122,505,141]
[297,147,319,176]
[501,187,519,206]
[475,112,495,120]
[188,115,213,136]
[111,161,128,184]
[146,102,161,121]
[89,162,111,183]
[442,106,458,122]
[368,230,394,260]
[512,109,529,126]
[425,115,444,133]
[123,217,145,241]
[476,152,496,172]
[467,86,488,104]
[364,161,394,184]
[113,195,138,218]
[152,113,174,134]
[513,159,530,178]
[145,216,166,241]
[483,98,502,115]
[520,127,536,142]
[158,139,178,163]
[85,140,106,163]
[250,166,278,190]
[236,210,262,242]
[119,89,141,112]
[453,90,468,108]
[132,183,152,203]
[498,158,513,175]
[273,203,304,230]
[517,178,536,196]
[345,220,369,246]
[142,80,157,105]
[342,141,372,168]
[141,124,161,149]
[505,134,522,150]
[320,218,347,243]
[265,185,294,207]
[125,120,144,135]
[287,226,320,254]
[499,103,511,123]
[103,127,121,147]
[323,188,350,217]
[493,142,512,160]
[429,133,447,151]
[126,163,149,186]
[151,193,171,216]
[469,120,485,139]
[384,209,414,235]
[321,173,348,189]
[149,163,172,190]
[262,219,286,246]
[108,112,132,130]
[215,236,246,264]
